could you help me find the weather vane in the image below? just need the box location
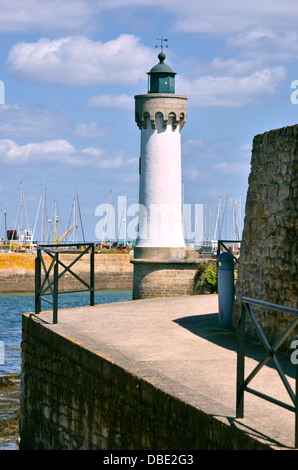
[156,37,168,53]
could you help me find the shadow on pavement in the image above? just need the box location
[173,313,295,379]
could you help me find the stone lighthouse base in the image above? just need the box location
[131,247,212,300]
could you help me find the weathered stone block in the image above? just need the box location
[234,124,298,348]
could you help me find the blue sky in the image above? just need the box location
[0,0,297,243]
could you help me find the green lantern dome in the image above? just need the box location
[147,52,176,94]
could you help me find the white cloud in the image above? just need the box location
[169,1,298,36]
[0,138,75,163]
[182,139,220,160]
[87,94,134,110]
[178,66,286,107]
[182,141,251,182]
[228,29,298,62]
[212,161,250,175]
[97,0,298,36]
[2,0,298,41]
[72,122,109,139]
[0,104,108,139]
[0,138,126,169]
[0,0,93,32]
[237,144,252,160]
[182,139,203,151]
[0,0,161,33]
[182,166,208,181]
[82,147,124,168]
[208,58,261,78]
[7,35,155,86]
[0,104,70,138]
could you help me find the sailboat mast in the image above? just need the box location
[19,182,23,235]
[124,191,127,247]
[233,199,237,240]
[43,185,47,242]
[214,197,221,241]
[54,200,58,243]
[73,189,77,243]
[109,190,112,248]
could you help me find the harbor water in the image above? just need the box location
[0,289,133,450]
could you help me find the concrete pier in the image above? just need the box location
[21,294,296,450]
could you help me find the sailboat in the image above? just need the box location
[6,182,34,251]
[32,183,48,244]
[64,188,85,245]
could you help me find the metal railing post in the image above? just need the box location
[295,336,298,449]
[53,251,59,324]
[237,297,298,448]
[35,249,41,315]
[35,242,96,324]
[90,243,95,306]
[236,304,246,418]
[217,240,241,263]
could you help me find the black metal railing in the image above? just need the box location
[35,243,95,324]
[236,297,298,447]
[217,239,241,262]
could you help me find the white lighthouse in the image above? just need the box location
[134,50,187,260]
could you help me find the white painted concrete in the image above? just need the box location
[136,115,185,248]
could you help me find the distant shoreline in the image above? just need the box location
[0,252,134,293]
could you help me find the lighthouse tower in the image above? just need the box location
[134,49,188,260]
[131,47,196,300]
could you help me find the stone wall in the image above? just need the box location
[131,259,211,300]
[234,125,298,346]
[20,312,268,450]
[0,253,133,293]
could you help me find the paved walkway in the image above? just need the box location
[38,294,297,450]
